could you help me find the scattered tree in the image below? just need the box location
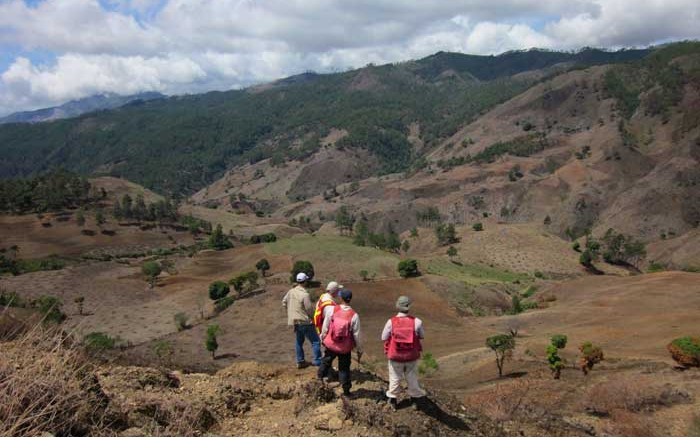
[359,270,369,281]
[401,239,411,254]
[334,206,355,235]
[543,215,552,226]
[510,295,523,315]
[435,223,458,246]
[410,227,418,238]
[255,258,270,276]
[230,272,259,293]
[208,281,230,300]
[208,224,233,250]
[472,222,484,232]
[205,324,220,359]
[547,334,568,379]
[579,342,604,375]
[290,260,315,283]
[142,261,162,289]
[486,334,515,377]
[398,259,420,278]
[667,336,700,368]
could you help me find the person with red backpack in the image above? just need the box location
[381,295,426,409]
[318,289,362,396]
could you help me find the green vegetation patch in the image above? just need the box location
[426,259,529,285]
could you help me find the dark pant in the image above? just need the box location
[318,348,352,393]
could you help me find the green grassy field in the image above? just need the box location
[265,235,400,281]
[425,259,530,285]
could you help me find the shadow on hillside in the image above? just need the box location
[413,397,471,431]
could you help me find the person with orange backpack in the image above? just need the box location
[318,289,362,396]
[313,281,342,334]
[381,295,426,409]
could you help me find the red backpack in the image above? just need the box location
[385,316,421,362]
[323,306,356,354]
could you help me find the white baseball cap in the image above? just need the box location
[296,272,309,283]
[326,281,343,294]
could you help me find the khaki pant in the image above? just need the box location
[386,360,426,399]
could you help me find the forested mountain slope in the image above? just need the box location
[0,48,648,195]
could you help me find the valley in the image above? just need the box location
[1,43,700,437]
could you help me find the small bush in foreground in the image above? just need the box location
[174,312,189,331]
[579,342,604,375]
[84,331,118,353]
[205,324,220,359]
[547,334,568,379]
[418,352,439,375]
[32,295,66,324]
[667,336,700,368]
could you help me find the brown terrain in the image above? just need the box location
[2,50,700,437]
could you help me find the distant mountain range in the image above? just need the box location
[0,92,165,124]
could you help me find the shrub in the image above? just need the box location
[410,227,418,238]
[83,332,118,353]
[249,233,277,244]
[230,271,259,292]
[401,239,410,253]
[572,241,581,252]
[446,246,458,259]
[547,334,568,379]
[418,352,439,375]
[397,259,420,278]
[486,334,515,377]
[205,324,220,359]
[255,258,270,276]
[435,223,459,245]
[142,261,162,288]
[543,215,552,225]
[472,222,484,232]
[647,262,666,273]
[510,295,523,315]
[521,286,537,298]
[667,336,700,368]
[359,270,369,281]
[207,224,233,250]
[533,271,544,279]
[214,295,236,313]
[208,281,230,300]
[290,260,315,283]
[32,295,66,324]
[174,312,189,331]
[152,340,174,365]
[579,342,604,375]
[0,290,24,307]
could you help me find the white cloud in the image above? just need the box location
[0,53,205,114]
[0,0,699,115]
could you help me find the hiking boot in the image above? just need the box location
[297,361,310,369]
[387,397,398,411]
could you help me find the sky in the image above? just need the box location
[0,0,699,116]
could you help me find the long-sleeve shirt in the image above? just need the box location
[321,304,362,353]
[282,285,313,325]
[381,312,424,341]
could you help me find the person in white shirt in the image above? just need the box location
[381,295,426,409]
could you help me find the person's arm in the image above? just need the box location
[303,293,314,317]
[282,290,290,309]
[381,319,392,341]
[352,314,362,353]
[320,310,332,339]
[415,317,425,339]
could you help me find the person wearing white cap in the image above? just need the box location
[313,281,343,334]
[282,272,321,368]
[381,295,426,409]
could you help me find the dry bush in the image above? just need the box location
[606,410,665,437]
[465,377,542,422]
[0,325,105,437]
[583,376,690,417]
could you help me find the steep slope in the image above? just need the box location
[0,49,648,194]
[196,43,700,268]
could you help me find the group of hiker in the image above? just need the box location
[282,273,426,408]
